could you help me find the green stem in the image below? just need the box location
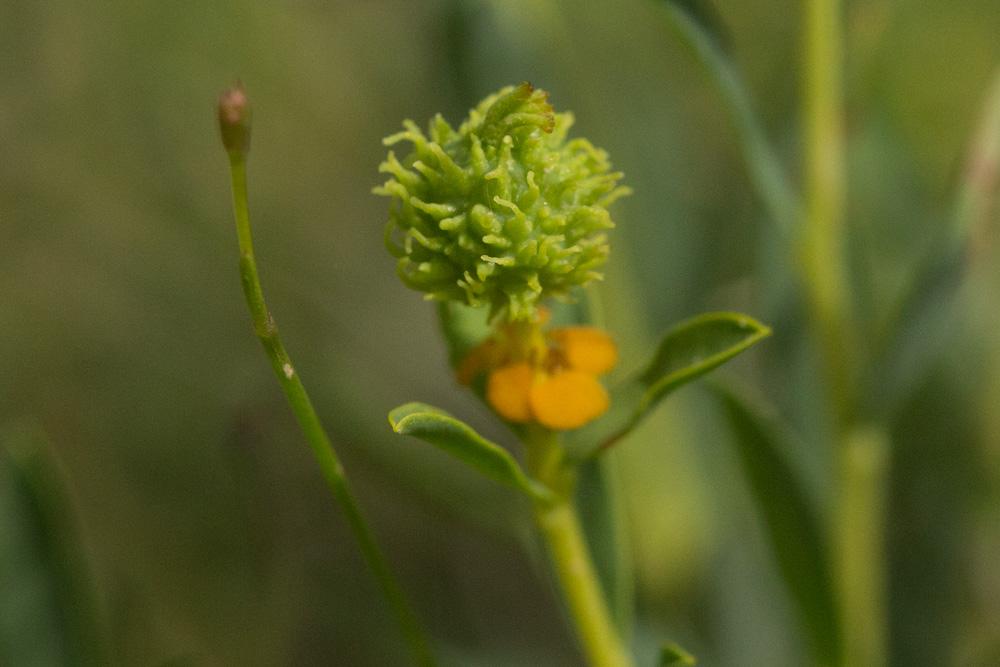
[802,3,887,665]
[525,428,633,667]
[226,154,435,667]
[835,427,889,667]
[801,0,855,426]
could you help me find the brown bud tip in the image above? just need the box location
[218,83,251,155]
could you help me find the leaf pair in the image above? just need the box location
[390,311,769,497]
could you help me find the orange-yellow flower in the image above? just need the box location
[460,323,617,431]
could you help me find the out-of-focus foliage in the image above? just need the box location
[711,385,839,665]
[0,429,106,666]
[1,0,999,665]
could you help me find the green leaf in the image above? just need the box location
[711,385,841,666]
[0,428,106,667]
[637,312,771,399]
[388,403,552,502]
[575,456,634,638]
[570,312,770,456]
[659,640,697,665]
[653,0,797,231]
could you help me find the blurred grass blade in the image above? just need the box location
[571,312,770,457]
[662,0,730,49]
[653,0,798,231]
[389,403,552,502]
[870,68,1000,417]
[659,640,696,665]
[711,385,841,665]
[0,428,106,667]
[574,456,634,637]
[866,245,964,418]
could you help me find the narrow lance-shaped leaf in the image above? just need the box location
[569,312,770,457]
[711,385,841,666]
[388,403,553,503]
[659,0,731,51]
[653,0,798,231]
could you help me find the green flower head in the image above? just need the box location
[375,83,631,321]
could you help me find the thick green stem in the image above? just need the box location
[835,427,889,667]
[801,0,855,426]
[226,154,435,667]
[525,428,633,667]
[802,3,887,665]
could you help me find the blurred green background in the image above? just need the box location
[2,0,999,665]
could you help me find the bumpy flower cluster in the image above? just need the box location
[375,83,630,321]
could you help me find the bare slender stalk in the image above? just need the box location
[219,87,434,667]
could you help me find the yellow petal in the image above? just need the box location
[529,370,610,431]
[549,327,618,375]
[486,362,535,423]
